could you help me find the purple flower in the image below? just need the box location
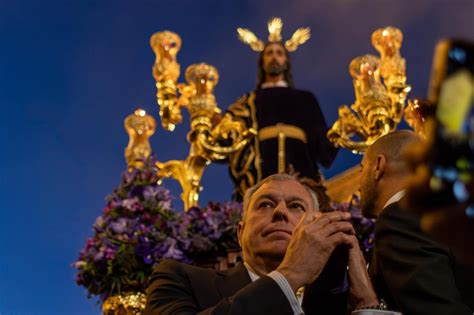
[122,169,139,185]
[143,186,160,201]
[109,198,123,209]
[109,217,128,234]
[122,197,143,212]
[136,237,153,259]
[143,255,153,264]
[92,249,104,262]
[139,170,151,181]
[84,238,95,251]
[104,247,117,260]
[158,199,172,210]
[93,216,106,232]
[129,185,145,198]
[102,205,113,214]
[178,238,192,251]
[162,237,185,261]
[363,235,375,251]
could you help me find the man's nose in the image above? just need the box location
[271,201,289,222]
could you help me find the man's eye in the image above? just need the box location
[259,201,274,209]
[289,203,305,211]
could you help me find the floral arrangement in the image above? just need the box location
[74,157,242,301]
[182,202,242,257]
[74,157,374,301]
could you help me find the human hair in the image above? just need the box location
[242,174,319,220]
[256,42,294,89]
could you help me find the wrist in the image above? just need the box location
[355,299,388,311]
[354,295,380,310]
[275,266,303,293]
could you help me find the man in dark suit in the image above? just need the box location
[145,174,382,314]
[359,130,474,314]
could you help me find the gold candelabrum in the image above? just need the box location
[404,98,437,138]
[328,26,412,153]
[124,109,156,170]
[102,292,146,315]
[150,31,256,210]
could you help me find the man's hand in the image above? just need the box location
[346,236,378,309]
[276,211,355,292]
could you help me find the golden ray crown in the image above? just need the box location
[237,17,311,52]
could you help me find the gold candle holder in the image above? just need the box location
[124,109,156,170]
[150,32,255,210]
[328,26,411,153]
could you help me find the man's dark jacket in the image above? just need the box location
[369,202,474,314]
[145,259,348,315]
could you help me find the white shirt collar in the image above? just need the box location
[261,80,288,89]
[243,261,260,282]
[383,190,406,209]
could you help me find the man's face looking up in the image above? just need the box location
[262,43,288,77]
[238,179,316,264]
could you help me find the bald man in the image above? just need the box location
[359,130,474,314]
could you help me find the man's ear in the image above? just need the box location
[237,221,244,248]
[374,154,387,181]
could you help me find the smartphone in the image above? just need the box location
[429,39,474,137]
[426,39,474,207]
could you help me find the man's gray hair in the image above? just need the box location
[242,174,320,220]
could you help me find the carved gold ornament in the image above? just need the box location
[237,17,311,52]
[150,32,256,210]
[102,292,146,315]
[328,26,411,153]
[124,109,156,170]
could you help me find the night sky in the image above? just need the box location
[1,0,473,313]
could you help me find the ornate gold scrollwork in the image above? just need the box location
[328,26,411,153]
[150,33,256,210]
[404,98,436,137]
[102,292,146,315]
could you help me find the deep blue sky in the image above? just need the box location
[1,0,473,313]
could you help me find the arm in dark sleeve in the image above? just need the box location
[375,206,473,315]
[306,93,337,169]
[144,260,294,315]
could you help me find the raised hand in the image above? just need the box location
[346,235,378,309]
[276,211,355,292]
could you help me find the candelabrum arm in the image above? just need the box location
[328,27,410,154]
[150,34,259,209]
[150,31,184,131]
[156,155,208,211]
[197,129,257,158]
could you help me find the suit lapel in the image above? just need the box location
[216,263,252,298]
